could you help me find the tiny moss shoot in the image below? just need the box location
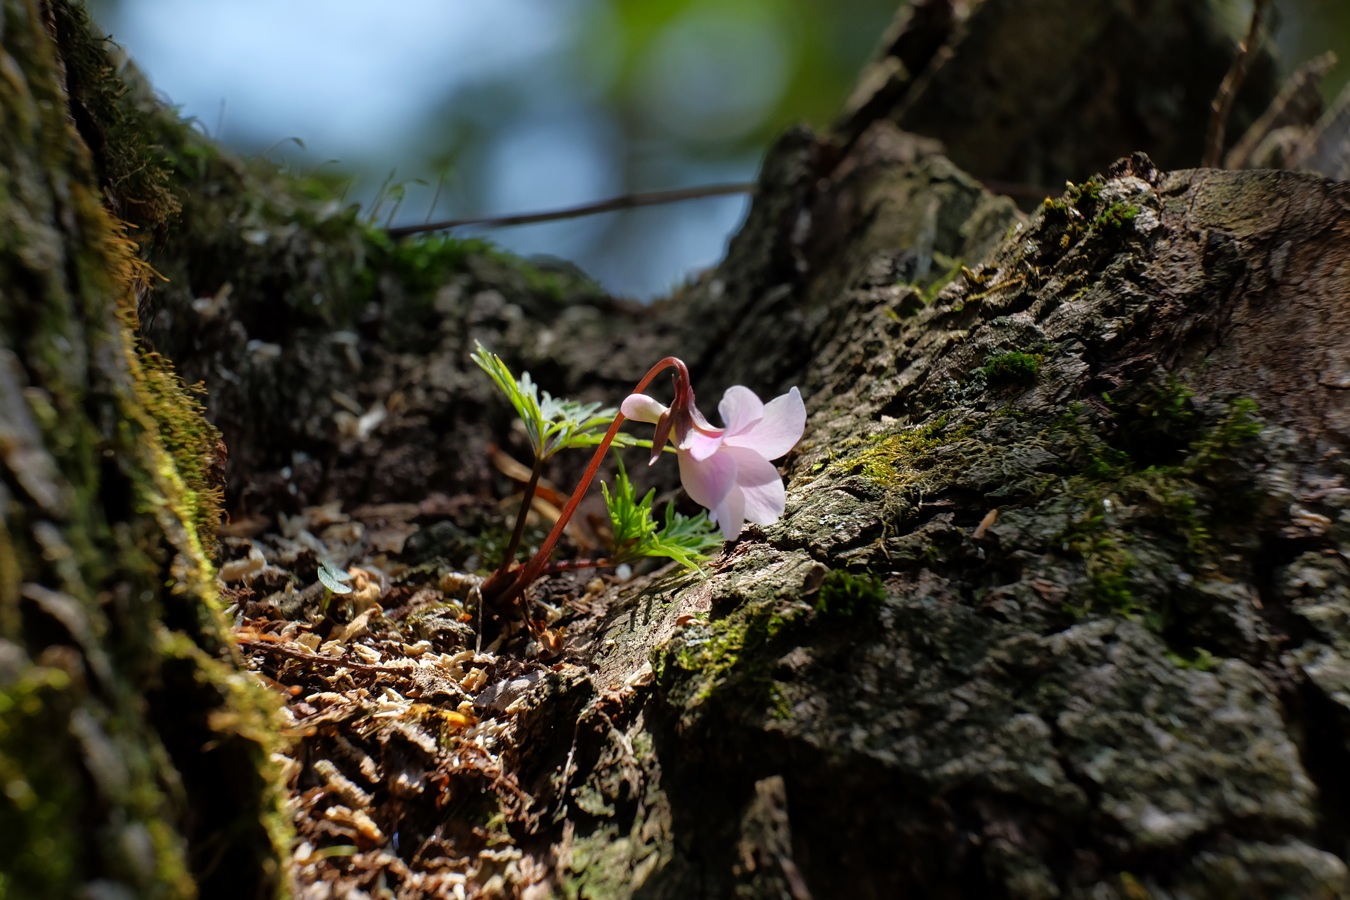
[815,570,885,618]
[980,350,1043,389]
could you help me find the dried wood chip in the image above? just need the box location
[351,643,382,665]
[313,759,373,809]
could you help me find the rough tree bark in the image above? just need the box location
[7,0,1350,897]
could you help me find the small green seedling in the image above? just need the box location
[603,462,723,573]
[317,559,352,613]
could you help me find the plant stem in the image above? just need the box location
[541,558,615,575]
[484,356,689,612]
[494,455,546,578]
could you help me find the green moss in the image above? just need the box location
[1041,179,1101,220]
[1061,518,1146,622]
[1040,178,1141,249]
[0,8,292,890]
[1166,647,1219,671]
[1189,397,1262,468]
[520,263,570,303]
[371,231,496,295]
[50,2,182,233]
[980,350,1043,389]
[673,610,788,697]
[1105,378,1196,467]
[842,415,973,489]
[1094,202,1139,230]
[1050,393,1266,631]
[0,667,82,898]
[815,570,885,618]
[768,683,794,720]
[660,597,806,717]
[122,331,224,548]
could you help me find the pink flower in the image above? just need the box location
[621,384,806,540]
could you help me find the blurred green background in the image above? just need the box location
[87,0,1350,298]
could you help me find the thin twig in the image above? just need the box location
[1203,0,1272,168]
[387,183,756,238]
[386,176,1068,240]
[238,636,413,676]
[540,558,614,574]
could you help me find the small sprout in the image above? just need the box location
[317,559,353,595]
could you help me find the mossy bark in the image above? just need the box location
[0,1,285,896]
[567,142,1350,898]
[8,0,1350,897]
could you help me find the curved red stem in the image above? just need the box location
[486,357,689,613]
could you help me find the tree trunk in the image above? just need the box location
[1,2,284,897]
[9,0,1350,897]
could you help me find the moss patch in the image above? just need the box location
[1040,177,1143,251]
[980,350,1043,389]
[668,607,795,707]
[841,415,974,490]
[0,6,290,895]
[1094,202,1139,230]
[1049,392,1267,635]
[815,570,885,618]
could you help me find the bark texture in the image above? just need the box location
[10,0,1350,898]
[0,2,285,897]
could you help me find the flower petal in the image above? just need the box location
[718,386,765,437]
[721,447,786,525]
[719,446,785,525]
[681,429,724,462]
[713,485,746,540]
[678,447,737,511]
[724,386,805,460]
[740,477,786,526]
[621,393,667,424]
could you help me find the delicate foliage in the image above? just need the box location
[317,560,353,595]
[473,343,645,459]
[602,463,723,572]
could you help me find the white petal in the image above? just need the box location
[681,429,724,462]
[717,385,765,436]
[724,387,805,460]
[678,447,736,511]
[621,393,667,424]
[723,447,786,525]
[714,486,746,540]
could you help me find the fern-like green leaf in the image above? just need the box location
[472,342,648,460]
[603,462,722,572]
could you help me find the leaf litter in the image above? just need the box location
[222,496,638,898]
